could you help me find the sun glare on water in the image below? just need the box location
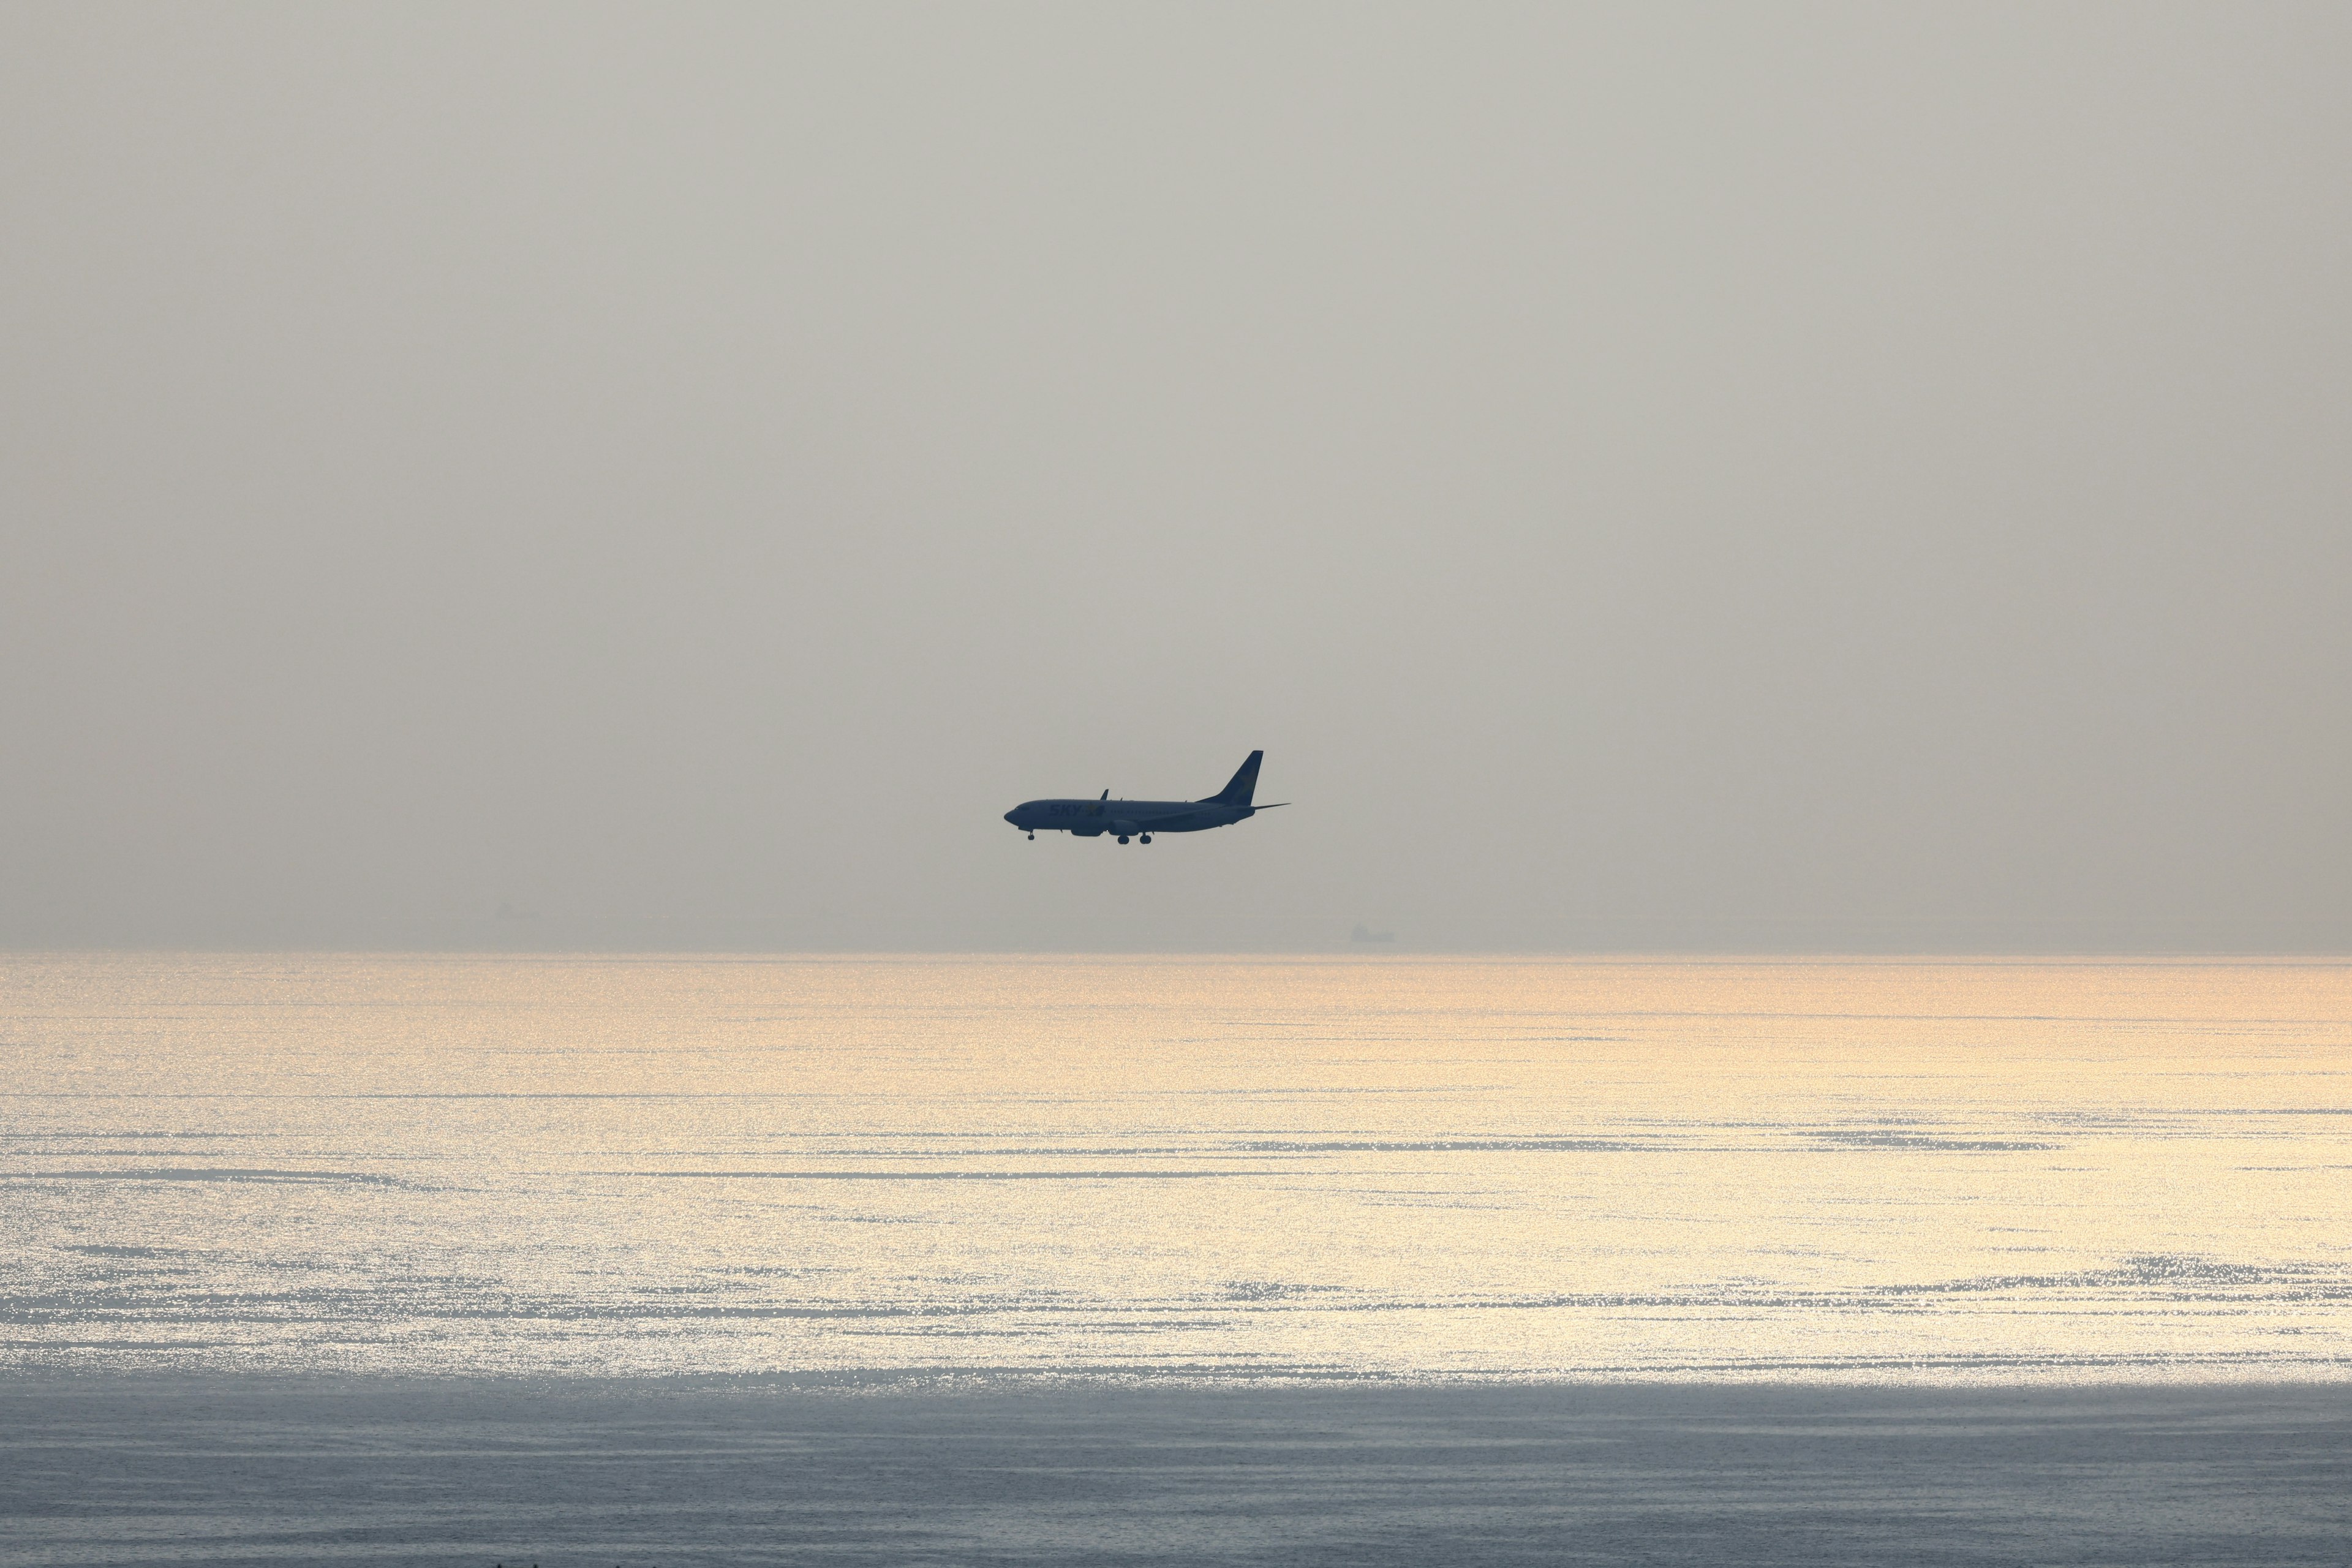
[4,954,2348,1383]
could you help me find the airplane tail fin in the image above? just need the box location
[1208,750,1263,807]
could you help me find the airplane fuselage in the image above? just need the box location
[1003,797,1258,840]
[1003,750,1280,843]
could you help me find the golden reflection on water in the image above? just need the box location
[4,955,2349,1381]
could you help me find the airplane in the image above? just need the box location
[1003,750,1287,844]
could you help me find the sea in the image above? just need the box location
[6,952,2349,1385]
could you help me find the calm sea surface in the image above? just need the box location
[4,955,2348,1383]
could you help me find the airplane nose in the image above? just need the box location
[1003,810,1017,824]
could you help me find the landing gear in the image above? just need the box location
[1139,834,1152,844]
[1026,831,1035,840]
[1117,834,1131,845]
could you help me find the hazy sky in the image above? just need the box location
[6,4,2349,952]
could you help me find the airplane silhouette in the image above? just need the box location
[1003,751,1286,845]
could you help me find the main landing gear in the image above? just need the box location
[1117,834,1151,845]
[1117,834,1129,845]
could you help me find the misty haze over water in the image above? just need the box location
[6,4,2351,956]
[9,8,2351,1562]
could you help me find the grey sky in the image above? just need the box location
[6,4,2348,952]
